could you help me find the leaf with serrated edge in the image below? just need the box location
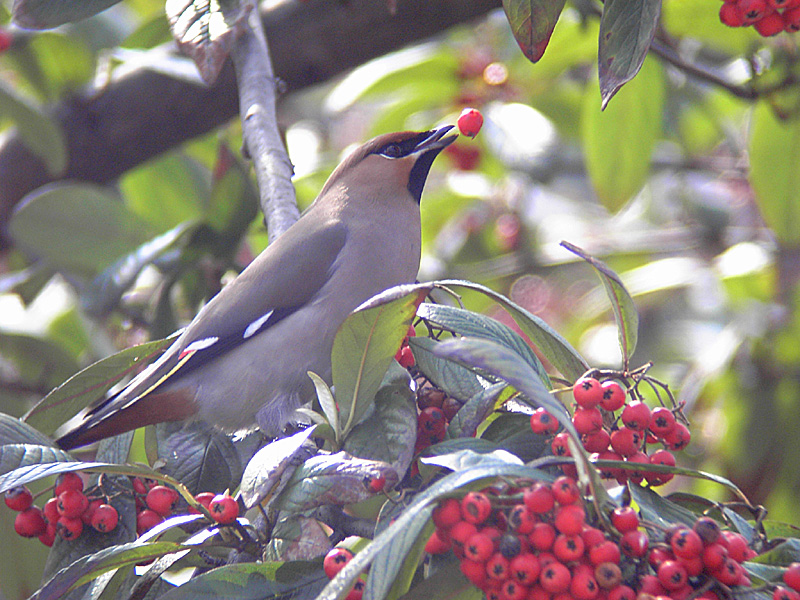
[501,0,567,63]
[418,303,551,388]
[435,279,588,381]
[165,0,248,84]
[240,426,318,509]
[561,242,638,367]
[333,285,430,438]
[24,337,173,436]
[598,0,661,108]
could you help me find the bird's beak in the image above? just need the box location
[413,125,458,154]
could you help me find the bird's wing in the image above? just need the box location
[85,215,348,416]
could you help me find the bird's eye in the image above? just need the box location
[381,144,403,158]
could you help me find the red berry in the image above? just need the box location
[146,485,179,516]
[209,494,239,524]
[702,543,728,571]
[610,428,641,457]
[136,509,164,535]
[582,526,606,549]
[397,345,415,368]
[4,486,33,511]
[55,472,83,496]
[621,402,651,431]
[595,450,625,480]
[508,504,537,534]
[524,482,555,514]
[14,506,47,537]
[462,491,492,525]
[582,429,611,453]
[755,12,785,36]
[590,541,621,565]
[608,585,636,600]
[610,506,639,533]
[739,0,770,24]
[540,561,572,594]
[647,449,676,486]
[554,504,585,535]
[424,529,451,554]
[714,557,744,585]
[658,560,688,591]
[57,515,83,540]
[464,531,494,562]
[344,579,365,600]
[554,533,585,562]
[486,552,510,580]
[323,547,354,578]
[552,476,580,505]
[450,521,478,556]
[551,432,572,457]
[784,563,800,592]
[192,491,216,513]
[39,522,57,547]
[460,558,488,587]
[367,474,387,493]
[775,587,800,600]
[510,552,541,585]
[619,530,648,557]
[573,407,604,435]
[681,554,705,577]
[529,522,557,551]
[721,531,749,563]
[571,567,600,600]
[787,6,800,31]
[594,562,622,589]
[531,408,560,434]
[574,377,603,408]
[664,423,691,451]
[769,0,800,8]
[694,516,721,546]
[417,387,444,410]
[0,28,11,53]
[457,108,483,138]
[500,579,528,600]
[132,477,148,495]
[648,407,676,438]
[600,381,626,411]
[625,451,650,484]
[91,504,119,533]
[43,497,60,523]
[57,489,89,518]
[418,407,447,437]
[720,3,745,27]
[433,498,462,529]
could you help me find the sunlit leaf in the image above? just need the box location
[598,0,661,108]
[561,242,638,367]
[501,0,567,62]
[165,0,248,83]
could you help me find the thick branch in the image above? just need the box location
[231,0,299,240]
[0,0,500,246]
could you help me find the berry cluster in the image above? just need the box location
[6,472,119,546]
[5,472,240,545]
[424,478,757,600]
[718,0,800,36]
[395,325,417,369]
[322,546,365,600]
[776,563,800,600]
[531,376,690,486]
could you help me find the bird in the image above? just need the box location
[56,126,457,450]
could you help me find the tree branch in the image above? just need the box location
[0,0,500,248]
[231,0,300,240]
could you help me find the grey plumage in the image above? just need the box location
[57,126,457,449]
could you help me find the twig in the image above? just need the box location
[230,0,300,241]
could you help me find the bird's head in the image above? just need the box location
[319,126,458,205]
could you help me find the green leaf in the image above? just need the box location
[409,337,488,401]
[23,337,173,436]
[418,303,551,388]
[435,280,588,381]
[36,541,183,600]
[344,365,417,476]
[12,0,124,28]
[400,560,482,600]
[481,413,552,464]
[750,539,800,566]
[157,561,328,600]
[9,183,155,277]
[0,79,66,174]
[749,103,800,244]
[598,0,662,108]
[447,382,506,439]
[581,56,664,211]
[240,427,318,510]
[0,413,56,447]
[165,0,248,84]
[333,284,430,438]
[561,242,639,367]
[315,462,548,600]
[0,443,70,476]
[309,372,339,438]
[276,452,398,514]
[501,0,567,62]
